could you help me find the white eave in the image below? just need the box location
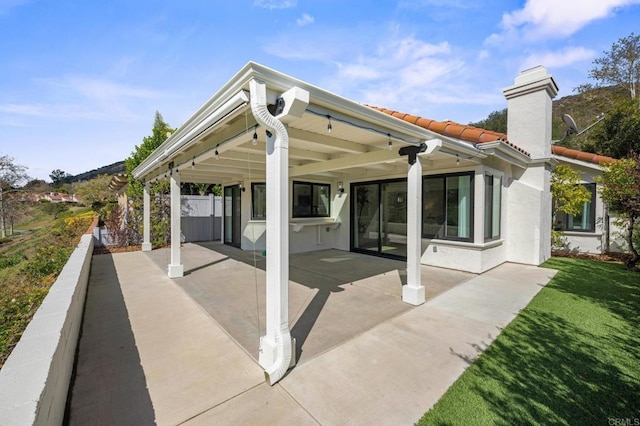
[552,154,608,171]
[476,140,531,168]
[133,62,489,183]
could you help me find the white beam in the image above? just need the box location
[402,156,425,305]
[251,79,296,386]
[290,147,400,177]
[142,183,152,252]
[167,168,183,278]
[288,127,369,154]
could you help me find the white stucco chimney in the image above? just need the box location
[503,66,558,159]
[503,66,558,266]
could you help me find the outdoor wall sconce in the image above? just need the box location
[337,181,344,193]
[239,182,246,192]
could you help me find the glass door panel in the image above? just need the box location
[352,179,407,260]
[381,181,407,258]
[224,185,241,247]
[352,183,380,253]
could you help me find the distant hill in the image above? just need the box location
[551,86,627,146]
[69,161,125,183]
[470,86,627,152]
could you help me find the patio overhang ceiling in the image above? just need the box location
[133,62,497,184]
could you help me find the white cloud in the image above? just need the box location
[477,50,490,61]
[488,0,640,44]
[253,0,296,9]
[0,76,166,122]
[296,13,314,26]
[264,24,506,117]
[520,46,596,70]
[329,34,491,113]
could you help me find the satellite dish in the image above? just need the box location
[562,114,579,135]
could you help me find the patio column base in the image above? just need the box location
[141,242,152,252]
[167,264,184,278]
[259,335,296,371]
[402,284,425,306]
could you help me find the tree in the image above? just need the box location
[117,112,174,246]
[582,98,640,159]
[589,32,640,101]
[0,155,30,238]
[72,174,116,209]
[598,152,640,270]
[125,111,173,199]
[23,179,51,193]
[550,164,592,250]
[49,169,72,187]
[469,108,507,133]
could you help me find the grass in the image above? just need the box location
[417,257,640,425]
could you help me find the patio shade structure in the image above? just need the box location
[132,62,480,384]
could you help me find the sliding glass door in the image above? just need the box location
[224,185,242,247]
[351,179,407,259]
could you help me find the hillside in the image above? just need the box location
[69,161,125,183]
[551,86,627,147]
[471,86,627,152]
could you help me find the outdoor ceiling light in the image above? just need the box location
[191,157,195,169]
[214,145,220,160]
[327,115,332,134]
[456,154,460,166]
[388,134,393,150]
[252,125,258,145]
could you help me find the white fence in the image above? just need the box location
[94,195,222,246]
[181,195,222,242]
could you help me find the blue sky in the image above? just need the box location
[1,0,639,182]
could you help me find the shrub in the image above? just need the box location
[0,254,25,270]
[23,246,73,280]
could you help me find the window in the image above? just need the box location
[251,183,266,220]
[555,183,596,232]
[422,173,474,241]
[484,174,502,241]
[293,181,330,218]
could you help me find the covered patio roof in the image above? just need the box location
[132,62,504,184]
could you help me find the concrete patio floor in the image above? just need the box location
[66,243,556,425]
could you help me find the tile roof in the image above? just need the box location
[370,106,616,165]
[550,146,616,165]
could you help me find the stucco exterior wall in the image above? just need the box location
[505,164,552,265]
[420,240,505,273]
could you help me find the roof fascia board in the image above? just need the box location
[477,141,530,168]
[133,63,262,180]
[553,155,606,171]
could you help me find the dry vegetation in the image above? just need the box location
[0,204,96,367]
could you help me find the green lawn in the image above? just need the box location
[418,257,640,425]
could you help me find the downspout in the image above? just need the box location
[249,79,292,385]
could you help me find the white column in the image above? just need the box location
[142,182,152,252]
[259,127,293,369]
[403,156,425,305]
[167,169,183,278]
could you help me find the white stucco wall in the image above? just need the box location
[420,239,506,273]
[505,164,552,265]
[238,180,344,253]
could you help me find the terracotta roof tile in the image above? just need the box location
[369,105,614,165]
[551,146,616,165]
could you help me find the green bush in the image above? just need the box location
[23,246,73,280]
[0,254,25,270]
